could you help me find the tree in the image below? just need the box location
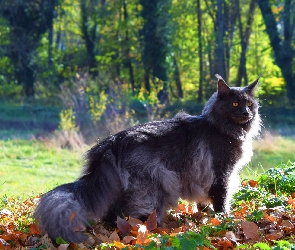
[139,0,171,101]
[196,0,203,101]
[258,0,295,103]
[236,0,257,86]
[80,0,105,77]
[0,0,57,97]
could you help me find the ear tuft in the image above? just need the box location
[245,74,262,94]
[215,74,230,96]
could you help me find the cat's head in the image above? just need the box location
[203,74,260,126]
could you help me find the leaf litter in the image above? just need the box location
[1,178,295,249]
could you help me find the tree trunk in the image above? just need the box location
[258,0,295,102]
[236,0,256,86]
[24,66,35,97]
[214,0,226,80]
[80,0,99,76]
[173,56,183,98]
[123,0,135,94]
[196,0,203,102]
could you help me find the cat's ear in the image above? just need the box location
[215,74,230,96]
[245,74,262,94]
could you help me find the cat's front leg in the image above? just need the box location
[208,177,229,212]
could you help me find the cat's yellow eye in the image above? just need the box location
[247,101,252,107]
[232,102,239,107]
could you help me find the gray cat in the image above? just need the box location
[34,74,261,243]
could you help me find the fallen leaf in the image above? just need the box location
[57,243,70,250]
[265,231,284,241]
[122,235,136,244]
[178,203,186,213]
[279,220,294,230]
[210,217,221,226]
[29,223,41,235]
[248,180,258,187]
[136,224,149,244]
[217,237,233,249]
[117,216,131,235]
[85,236,95,246]
[128,216,143,229]
[109,230,120,242]
[96,234,109,243]
[241,221,260,240]
[146,210,157,231]
[113,240,127,249]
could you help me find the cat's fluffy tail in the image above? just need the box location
[34,183,90,243]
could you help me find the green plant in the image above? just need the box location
[58,108,79,132]
[258,162,295,195]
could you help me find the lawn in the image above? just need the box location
[241,133,295,178]
[0,139,83,197]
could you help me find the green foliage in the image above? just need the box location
[88,90,108,122]
[234,162,295,210]
[145,231,208,249]
[258,162,295,194]
[246,210,264,222]
[0,0,293,107]
[234,186,267,202]
[58,108,79,132]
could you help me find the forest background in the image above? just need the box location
[0,0,295,195]
[1,0,295,136]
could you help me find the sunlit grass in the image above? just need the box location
[0,139,83,197]
[241,132,295,178]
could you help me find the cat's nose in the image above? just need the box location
[243,111,249,116]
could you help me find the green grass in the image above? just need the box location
[0,139,83,197]
[242,133,295,177]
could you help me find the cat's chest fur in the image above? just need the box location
[177,117,254,204]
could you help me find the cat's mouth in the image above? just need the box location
[232,115,253,124]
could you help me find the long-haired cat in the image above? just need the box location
[34,74,261,243]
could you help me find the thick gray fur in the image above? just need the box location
[34,75,261,243]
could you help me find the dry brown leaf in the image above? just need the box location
[96,233,109,243]
[217,237,233,249]
[153,227,169,234]
[146,210,157,231]
[171,227,183,234]
[280,220,294,229]
[117,216,131,235]
[128,216,143,229]
[109,230,120,242]
[241,221,260,240]
[265,231,284,241]
[122,235,136,244]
